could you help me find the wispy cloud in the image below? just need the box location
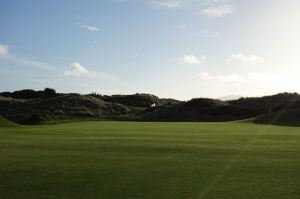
[77,22,99,32]
[0,44,57,71]
[13,58,58,71]
[146,0,235,19]
[178,55,206,65]
[199,72,245,82]
[64,62,118,81]
[200,5,234,17]
[199,72,277,83]
[0,44,117,82]
[199,31,219,38]
[148,0,185,9]
[0,44,9,57]
[85,25,99,32]
[227,54,265,64]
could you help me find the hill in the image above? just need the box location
[0,88,59,99]
[143,98,250,121]
[253,109,300,126]
[90,93,180,107]
[229,92,300,115]
[143,93,300,122]
[0,94,130,124]
[252,99,300,126]
[0,116,18,127]
[1,89,299,125]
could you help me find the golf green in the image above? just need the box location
[0,121,299,199]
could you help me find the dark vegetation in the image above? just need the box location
[0,88,299,125]
[0,88,59,99]
[89,93,180,107]
[253,109,300,126]
[144,93,300,123]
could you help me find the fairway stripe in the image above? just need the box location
[196,98,298,199]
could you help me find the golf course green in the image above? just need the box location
[0,120,299,199]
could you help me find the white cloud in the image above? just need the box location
[77,22,99,32]
[148,0,224,9]
[85,25,99,32]
[200,5,234,17]
[144,1,235,19]
[64,63,89,77]
[149,0,184,9]
[64,62,118,81]
[0,44,9,57]
[178,55,206,65]
[1,45,117,81]
[227,54,265,64]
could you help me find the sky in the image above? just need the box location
[0,0,300,100]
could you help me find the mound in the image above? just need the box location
[92,93,180,107]
[229,93,300,115]
[253,108,300,126]
[0,116,18,127]
[143,98,250,121]
[2,89,300,125]
[28,94,130,116]
[0,94,130,124]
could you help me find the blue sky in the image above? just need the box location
[1,0,300,100]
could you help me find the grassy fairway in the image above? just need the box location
[0,121,300,199]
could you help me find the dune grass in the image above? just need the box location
[0,121,299,199]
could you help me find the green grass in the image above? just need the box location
[0,121,300,199]
[0,116,18,127]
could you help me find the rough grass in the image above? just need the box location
[0,116,18,127]
[253,108,300,126]
[0,121,299,199]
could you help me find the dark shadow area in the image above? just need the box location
[253,109,300,127]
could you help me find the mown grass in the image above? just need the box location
[0,121,299,199]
